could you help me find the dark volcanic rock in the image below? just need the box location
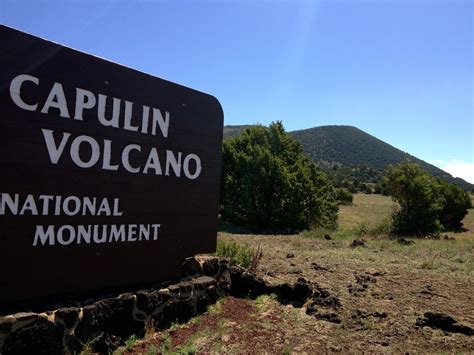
[1,268,230,354]
[311,286,342,309]
[416,312,474,335]
[292,278,313,305]
[398,238,415,246]
[64,334,82,354]
[354,272,377,286]
[2,317,64,355]
[194,276,220,312]
[351,239,366,248]
[155,299,196,328]
[306,305,341,324]
[373,311,388,319]
[201,258,220,277]
[136,290,172,315]
[306,283,342,323]
[193,276,217,291]
[182,257,203,277]
[75,295,144,343]
[311,263,330,272]
[92,334,123,354]
[55,307,80,329]
[270,283,294,302]
[349,271,378,294]
[270,279,313,307]
[229,267,269,298]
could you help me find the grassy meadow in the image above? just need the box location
[123,194,474,353]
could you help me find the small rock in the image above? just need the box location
[366,269,386,277]
[92,334,123,354]
[75,296,145,343]
[351,309,369,319]
[354,272,377,285]
[351,239,366,248]
[311,286,342,309]
[420,284,433,296]
[200,257,220,276]
[311,263,329,272]
[398,238,415,246]
[416,312,474,335]
[348,284,366,294]
[2,317,64,355]
[308,308,341,324]
[55,307,80,329]
[292,278,313,306]
[182,257,203,277]
[287,268,302,275]
[373,311,388,319]
[286,253,295,258]
[229,267,269,298]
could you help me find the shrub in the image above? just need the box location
[348,185,358,194]
[373,183,383,194]
[437,179,472,230]
[385,161,471,236]
[385,161,444,236]
[354,219,392,238]
[361,183,372,194]
[215,239,252,268]
[220,121,338,232]
[335,188,353,205]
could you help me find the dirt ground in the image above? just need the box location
[122,194,474,353]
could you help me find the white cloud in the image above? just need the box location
[442,161,474,184]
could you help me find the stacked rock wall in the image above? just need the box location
[0,256,230,355]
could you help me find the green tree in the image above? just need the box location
[335,188,353,205]
[385,161,444,236]
[437,179,472,230]
[348,184,358,194]
[220,122,338,232]
[373,183,383,194]
[361,183,372,194]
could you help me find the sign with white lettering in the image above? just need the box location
[0,25,223,305]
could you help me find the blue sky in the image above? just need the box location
[1,0,473,182]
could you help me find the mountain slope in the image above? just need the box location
[289,125,472,190]
[222,124,473,190]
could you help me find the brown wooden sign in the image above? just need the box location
[0,25,223,304]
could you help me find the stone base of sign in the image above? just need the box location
[0,256,230,355]
[0,257,324,354]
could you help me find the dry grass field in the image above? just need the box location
[123,194,474,353]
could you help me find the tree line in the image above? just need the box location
[220,122,472,236]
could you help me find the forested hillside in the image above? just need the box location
[291,125,472,190]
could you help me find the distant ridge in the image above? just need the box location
[223,124,473,191]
